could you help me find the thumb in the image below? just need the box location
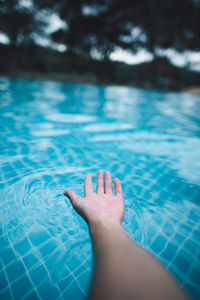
[64,190,80,208]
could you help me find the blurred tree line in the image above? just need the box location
[0,0,200,90]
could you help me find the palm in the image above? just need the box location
[64,171,124,225]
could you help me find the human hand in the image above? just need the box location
[64,171,124,227]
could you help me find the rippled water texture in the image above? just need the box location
[0,78,200,299]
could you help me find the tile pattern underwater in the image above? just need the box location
[0,78,200,299]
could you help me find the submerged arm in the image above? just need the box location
[64,171,189,300]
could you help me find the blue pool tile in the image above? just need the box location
[66,256,82,272]
[188,210,200,223]
[157,176,167,186]
[132,184,142,194]
[73,264,87,278]
[23,254,39,270]
[145,225,157,243]
[174,233,185,245]
[160,242,177,261]
[183,185,198,198]
[37,280,60,300]
[173,250,191,273]
[150,235,167,253]
[44,249,61,271]
[77,269,91,292]
[184,283,200,300]
[9,219,18,228]
[29,264,48,285]
[8,226,25,243]
[163,222,174,236]
[39,240,57,257]
[2,165,13,174]
[0,235,8,247]
[1,247,16,266]
[152,214,163,226]
[62,280,86,300]
[197,251,200,261]
[192,230,200,243]
[60,233,69,243]
[143,190,152,200]
[190,265,200,286]
[12,275,33,300]
[0,270,8,291]
[0,287,12,300]
[57,274,75,292]
[160,190,170,201]
[0,182,5,189]
[13,160,25,170]
[6,260,26,283]
[29,230,51,247]
[0,227,3,236]
[184,240,199,255]
[14,238,31,256]
[169,181,181,192]
[179,223,191,235]
[24,290,40,300]
[141,179,150,186]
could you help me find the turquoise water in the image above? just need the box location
[0,78,200,300]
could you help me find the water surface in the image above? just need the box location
[0,78,200,299]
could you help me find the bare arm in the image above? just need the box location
[64,171,189,300]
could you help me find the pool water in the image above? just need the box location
[0,78,200,300]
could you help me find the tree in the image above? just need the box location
[1,0,199,68]
[118,0,200,54]
[51,0,141,61]
[51,0,200,61]
[0,0,46,69]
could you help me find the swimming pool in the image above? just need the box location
[0,78,200,299]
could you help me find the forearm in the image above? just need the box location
[88,220,189,300]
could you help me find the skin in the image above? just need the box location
[64,171,189,300]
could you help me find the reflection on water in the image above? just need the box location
[31,129,70,137]
[47,113,97,123]
[0,78,200,299]
[82,122,134,132]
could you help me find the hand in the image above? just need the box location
[64,171,124,227]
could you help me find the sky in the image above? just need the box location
[0,11,200,71]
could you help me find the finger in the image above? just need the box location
[105,171,113,195]
[64,190,80,208]
[114,178,123,197]
[84,173,93,196]
[97,170,104,194]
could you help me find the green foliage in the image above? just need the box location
[0,0,46,47]
[0,0,199,57]
[50,0,200,59]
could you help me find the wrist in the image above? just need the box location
[89,218,122,236]
[88,219,129,260]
